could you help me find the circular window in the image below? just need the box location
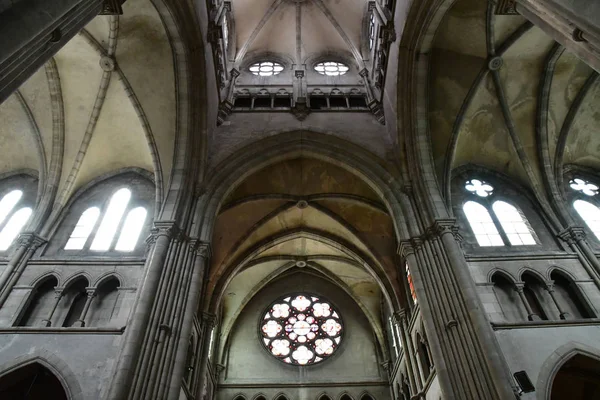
[260,293,343,365]
[249,61,284,76]
[314,61,349,76]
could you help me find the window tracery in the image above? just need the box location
[260,294,342,365]
[314,62,349,76]
[368,13,376,50]
[249,61,284,76]
[462,179,537,247]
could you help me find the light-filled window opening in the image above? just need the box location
[463,201,503,246]
[249,61,284,76]
[0,190,22,225]
[115,207,147,251]
[260,293,343,365]
[570,178,598,196]
[314,61,349,76]
[573,200,600,240]
[369,13,376,50]
[222,15,229,50]
[90,188,131,251]
[0,207,32,251]
[406,263,417,304]
[492,201,536,245]
[64,207,101,250]
[465,179,493,197]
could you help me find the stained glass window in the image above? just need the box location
[260,294,343,365]
[314,62,349,76]
[249,61,284,76]
[406,263,417,304]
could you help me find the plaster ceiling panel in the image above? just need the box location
[212,199,291,272]
[548,53,594,159]
[501,25,554,61]
[83,15,110,47]
[0,95,42,175]
[231,0,275,53]
[117,0,176,185]
[453,76,530,185]
[301,2,350,59]
[433,0,487,59]
[69,77,153,194]
[563,80,600,170]
[428,49,484,177]
[256,237,351,259]
[493,15,528,49]
[246,3,296,57]
[318,0,365,51]
[19,67,53,163]
[225,158,382,204]
[53,35,105,190]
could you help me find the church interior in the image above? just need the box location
[0,0,599,399]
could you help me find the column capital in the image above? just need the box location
[151,221,179,239]
[16,232,47,249]
[230,68,240,78]
[494,0,518,15]
[202,312,217,328]
[359,68,370,78]
[397,240,414,257]
[190,239,211,259]
[392,310,406,325]
[558,226,587,244]
[100,0,124,15]
[367,1,376,12]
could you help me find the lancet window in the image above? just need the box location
[569,177,600,240]
[0,174,37,251]
[462,179,537,247]
[64,188,148,252]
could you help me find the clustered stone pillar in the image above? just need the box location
[399,220,517,400]
[106,221,209,400]
[0,0,124,104]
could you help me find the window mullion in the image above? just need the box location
[109,205,133,251]
[82,210,103,251]
[487,199,511,246]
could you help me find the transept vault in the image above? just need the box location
[0,0,599,399]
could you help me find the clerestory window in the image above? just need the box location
[0,190,33,251]
[249,61,284,76]
[570,177,600,240]
[314,61,349,76]
[462,179,537,247]
[64,188,147,252]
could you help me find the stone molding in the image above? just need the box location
[557,226,587,244]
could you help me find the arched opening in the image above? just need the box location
[87,277,121,327]
[318,394,332,400]
[550,271,594,319]
[0,363,68,399]
[59,277,89,327]
[551,354,600,399]
[16,276,58,327]
[340,394,353,400]
[491,272,524,322]
[522,273,549,320]
[360,393,375,400]
[416,333,433,379]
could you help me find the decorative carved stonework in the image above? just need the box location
[16,232,46,249]
[495,0,518,15]
[100,0,124,15]
[291,99,311,121]
[558,226,587,244]
[397,240,414,257]
[217,101,233,126]
[368,100,386,125]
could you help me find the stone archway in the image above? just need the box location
[0,362,68,399]
[550,354,600,399]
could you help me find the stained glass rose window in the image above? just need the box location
[260,294,343,365]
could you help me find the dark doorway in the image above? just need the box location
[551,354,600,399]
[0,362,68,400]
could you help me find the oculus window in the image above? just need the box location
[314,62,349,76]
[462,179,537,247]
[570,177,600,240]
[260,294,342,365]
[249,61,284,76]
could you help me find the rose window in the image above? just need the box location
[260,294,343,365]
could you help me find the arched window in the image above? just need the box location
[64,207,100,250]
[0,207,32,250]
[569,177,600,240]
[463,201,503,247]
[64,187,149,253]
[314,61,349,76]
[573,200,600,240]
[416,333,433,378]
[0,190,22,224]
[405,262,417,304]
[492,201,536,245]
[16,276,58,327]
[462,179,537,247]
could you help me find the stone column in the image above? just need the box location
[399,220,517,400]
[40,288,64,327]
[0,0,124,104]
[72,288,97,327]
[514,284,540,321]
[0,232,46,308]
[394,311,419,395]
[545,283,570,320]
[559,227,600,290]
[194,313,217,400]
